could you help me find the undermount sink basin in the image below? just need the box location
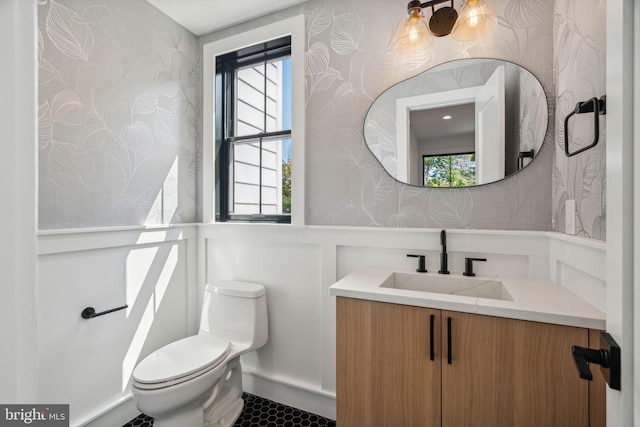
[380,272,514,301]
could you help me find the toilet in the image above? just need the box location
[131,280,268,427]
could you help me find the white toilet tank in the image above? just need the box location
[198,280,268,351]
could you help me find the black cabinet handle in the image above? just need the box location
[429,314,435,361]
[81,304,128,319]
[447,316,452,365]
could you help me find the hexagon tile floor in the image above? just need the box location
[122,393,336,427]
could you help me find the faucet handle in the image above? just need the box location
[463,257,486,276]
[407,254,427,273]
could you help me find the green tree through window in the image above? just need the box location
[282,157,291,213]
[423,153,476,187]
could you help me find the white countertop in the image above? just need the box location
[329,266,606,330]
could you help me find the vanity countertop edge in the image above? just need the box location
[329,266,606,330]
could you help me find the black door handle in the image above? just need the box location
[571,332,621,391]
[571,346,608,380]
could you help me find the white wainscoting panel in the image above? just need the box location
[37,226,198,427]
[198,224,599,420]
[35,225,604,425]
[548,233,606,312]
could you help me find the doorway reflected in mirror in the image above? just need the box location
[364,58,547,187]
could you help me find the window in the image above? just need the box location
[215,36,292,223]
[202,15,305,225]
[423,153,476,187]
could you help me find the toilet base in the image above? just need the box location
[205,399,243,427]
[153,403,204,427]
[204,358,244,427]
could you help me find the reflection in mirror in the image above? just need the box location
[364,59,548,187]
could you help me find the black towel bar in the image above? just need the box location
[564,95,606,157]
[81,304,128,319]
[518,149,534,170]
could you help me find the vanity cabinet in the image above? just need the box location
[336,297,604,427]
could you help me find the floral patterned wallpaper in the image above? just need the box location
[38,0,199,229]
[201,0,556,230]
[552,0,606,240]
[38,0,605,240]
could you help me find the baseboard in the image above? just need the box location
[241,370,336,421]
[79,394,138,427]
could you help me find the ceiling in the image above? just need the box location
[146,0,308,36]
[410,103,475,141]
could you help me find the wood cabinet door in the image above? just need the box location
[441,311,590,427]
[336,297,375,427]
[337,298,441,427]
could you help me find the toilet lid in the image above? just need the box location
[133,335,231,385]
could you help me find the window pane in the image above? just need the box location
[235,64,265,136]
[229,137,291,216]
[234,58,291,137]
[267,57,291,133]
[233,140,260,165]
[280,138,292,214]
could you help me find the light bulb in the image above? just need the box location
[399,7,433,49]
[409,26,420,43]
[451,0,496,42]
[468,9,479,28]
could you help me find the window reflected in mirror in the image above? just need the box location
[423,153,476,187]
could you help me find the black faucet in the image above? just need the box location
[463,257,487,276]
[439,229,450,274]
[407,254,427,272]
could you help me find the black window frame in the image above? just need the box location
[215,36,292,223]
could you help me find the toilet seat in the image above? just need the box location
[133,335,231,390]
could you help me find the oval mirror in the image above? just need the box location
[364,59,548,187]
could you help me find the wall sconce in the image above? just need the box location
[404,0,495,46]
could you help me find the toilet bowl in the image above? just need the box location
[132,280,268,427]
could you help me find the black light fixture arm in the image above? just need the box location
[407,0,453,12]
[407,0,459,37]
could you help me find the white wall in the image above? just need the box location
[419,133,475,156]
[0,0,38,404]
[37,226,198,426]
[605,0,636,423]
[548,233,606,312]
